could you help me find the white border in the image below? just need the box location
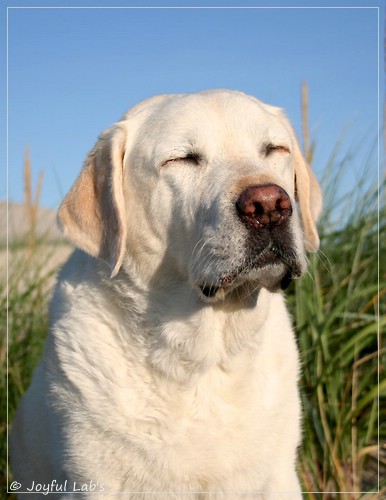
[6,4,382,496]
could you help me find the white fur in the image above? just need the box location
[11,90,322,499]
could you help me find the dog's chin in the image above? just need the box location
[198,259,299,302]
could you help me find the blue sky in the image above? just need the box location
[2,0,383,208]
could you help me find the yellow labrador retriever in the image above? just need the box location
[11,90,322,499]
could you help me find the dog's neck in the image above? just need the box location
[104,260,273,385]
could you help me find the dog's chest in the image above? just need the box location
[52,284,299,487]
[117,359,284,481]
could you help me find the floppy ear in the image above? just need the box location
[293,140,322,252]
[279,114,322,252]
[57,124,127,277]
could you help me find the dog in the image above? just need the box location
[11,89,322,499]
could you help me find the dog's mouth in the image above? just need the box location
[198,245,302,299]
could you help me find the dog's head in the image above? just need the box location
[58,90,322,301]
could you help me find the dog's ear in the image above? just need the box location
[292,140,322,252]
[278,114,322,252]
[57,124,127,277]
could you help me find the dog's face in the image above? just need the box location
[58,90,322,302]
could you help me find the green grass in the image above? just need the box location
[291,177,385,497]
[1,245,59,499]
[1,169,384,499]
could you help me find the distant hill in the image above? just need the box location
[0,202,72,288]
[0,201,63,244]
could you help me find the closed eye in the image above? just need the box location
[161,153,201,167]
[264,144,291,157]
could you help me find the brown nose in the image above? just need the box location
[236,184,292,228]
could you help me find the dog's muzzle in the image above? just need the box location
[198,183,301,299]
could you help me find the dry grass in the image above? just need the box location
[1,152,71,497]
[23,147,44,249]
